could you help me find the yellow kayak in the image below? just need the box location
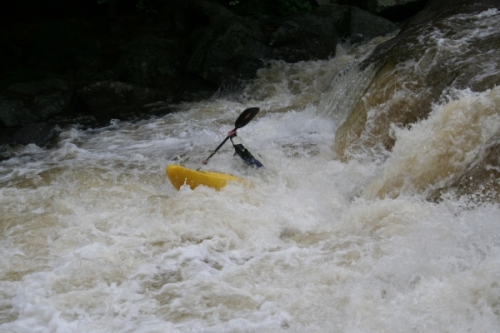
[166,164,245,190]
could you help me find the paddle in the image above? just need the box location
[201,107,260,166]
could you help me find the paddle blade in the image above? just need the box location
[200,107,259,167]
[235,107,260,129]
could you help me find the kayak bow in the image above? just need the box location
[166,164,244,190]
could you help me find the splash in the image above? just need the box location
[333,8,500,160]
[364,87,500,199]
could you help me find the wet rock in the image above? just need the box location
[0,79,72,127]
[30,19,101,72]
[333,0,500,201]
[314,0,332,4]
[316,4,397,42]
[77,81,171,119]
[10,123,55,146]
[188,0,343,86]
[438,87,500,204]
[190,20,271,86]
[336,0,500,161]
[315,4,351,38]
[375,0,428,20]
[336,0,427,19]
[430,135,500,203]
[403,0,500,30]
[187,0,271,86]
[175,75,218,103]
[0,99,37,128]
[350,6,398,44]
[270,12,339,62]
[115,35,184,94]
[0,0,408,128]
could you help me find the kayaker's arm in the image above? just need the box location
[200,107,260,167]
[229,131,265,168]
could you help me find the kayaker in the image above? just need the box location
[227,129,265,168]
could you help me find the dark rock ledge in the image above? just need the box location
[0,0,421,146]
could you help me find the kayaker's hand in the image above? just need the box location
[228,129,237,137]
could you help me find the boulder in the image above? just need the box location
[0,79,71,127]
[337,0,375,12]
[0,0,409,129]
[187,0,342,86]
[270,12,339,62]
[333,0,500,201]
[350,6,398,44]
[315,4,351,38]
[77,81,171,119]
[10,123,55,146]
[403,0,500,30]
[338,0,500,159]
[375,0,428,19]
[187,0,271,86]
[30,19,101,72]
[191,19,272,86]
[315,4,398,42]
[115,35,184,94]
[0,99,37,128]
[336,0,427,19]
[430,134,500,203]
[173,75,218,103]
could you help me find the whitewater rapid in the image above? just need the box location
[1,28,500,333]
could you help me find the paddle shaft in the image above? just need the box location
[202,135,231,165]
[200,107,259,167]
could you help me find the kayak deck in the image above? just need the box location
[166,164,244,190]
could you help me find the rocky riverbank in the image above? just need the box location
[0,0,427,146]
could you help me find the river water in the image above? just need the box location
[1,9,500,333]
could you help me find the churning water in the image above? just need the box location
[1,10,500,333]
